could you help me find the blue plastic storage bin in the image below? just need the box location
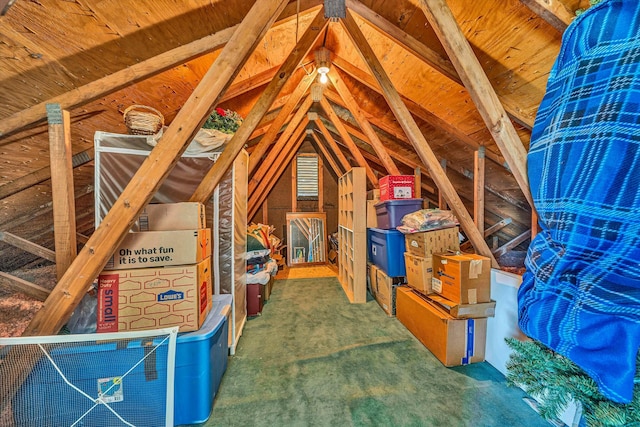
[374,198,422,229]
[367,228,407,277]
[12,334,173,427]
[174,295,230,425]
[12,296,230,427]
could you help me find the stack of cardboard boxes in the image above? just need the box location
[367,175,422,316]
[96,202,213,333]
[397,227,496,367]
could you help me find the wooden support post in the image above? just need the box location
[414,167,422,201]
[417,0,533,208]
[0,231,56,262]
[248,70,318,174]
[291,156,298,213]
[262,199,269,225]
[249,96,314,197]
[190,9,328,204]
[460,217,512,252]
[47,104,77,280]
[318,154,324,212]
[327,68,400,175]
[341,10,498,267]
[314,119,352,172]
[319,97,378,186]
[474,146,485,236]
[23,0,289,338]
[438,159,447,210]
[531,207,540,240]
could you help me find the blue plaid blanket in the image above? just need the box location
[518,0,640,403]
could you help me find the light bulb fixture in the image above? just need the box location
[319,73,328,85]
[315,47,331,78]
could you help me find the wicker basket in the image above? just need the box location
[123,105,164,135]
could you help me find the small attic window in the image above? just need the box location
[296,154,319,200]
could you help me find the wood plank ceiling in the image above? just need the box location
[0,0,592,276]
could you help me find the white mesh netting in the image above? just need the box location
[0,327,177,427]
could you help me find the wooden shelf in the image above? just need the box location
[338,167,366,303]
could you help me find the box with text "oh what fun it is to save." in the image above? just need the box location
[105,228,211,270]
[97,258,212,333]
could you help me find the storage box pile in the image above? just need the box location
[367,175,423,316]
[94,202,229,425]
[397,226,496,367]
[97,202,213,333]
[245,223,281,316]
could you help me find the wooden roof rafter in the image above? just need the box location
[340,8,498,267]
[190,7,328,204]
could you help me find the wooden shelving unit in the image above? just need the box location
[338,167,367,303]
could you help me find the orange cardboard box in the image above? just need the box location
[97,258,212,333]
[431,252,491,305]
[396,287,486,367]
[131,202,206,232]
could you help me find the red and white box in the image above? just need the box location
[379,175,415,201]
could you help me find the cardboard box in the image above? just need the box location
[404,252,433,295]
[367,188,380,200]
[106,228,211,270]
[379,175,415,201]
[396,287,486,367]
[428,293,496,319]
[367,199,379,228]
[432,253,491,304]
[405,226,460,258]
[372,267,403,316]
[131,202,206,232]
[97,258,213,333]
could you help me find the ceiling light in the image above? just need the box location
[315,47,331,76]
[319,73,328,85]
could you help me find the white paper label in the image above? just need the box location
[432,278,442,293]
[98,376,124,403]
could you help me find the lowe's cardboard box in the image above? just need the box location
[131,202,206,232]
[431,252,491,305]
[97,258,212,333]
[105,228,211,270]
[396,287,486,367]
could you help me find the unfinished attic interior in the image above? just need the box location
[1,0,633,426]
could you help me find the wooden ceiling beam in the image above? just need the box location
[314,118,352,172]
[418,0,533,209]
[23,0,290,337]
[341,9,498,267]
[0,1,322,139]
[346,0,534,129]
[331,55,509,168]
[322,112,529,213]
[311,132,344,177]
[249,119,309,216]
[327,68,400,175]
[248,69,317,174]
[519,0,574,33]
[320,97,378,186]
[190,9,328,204]
[249,96,314,197]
